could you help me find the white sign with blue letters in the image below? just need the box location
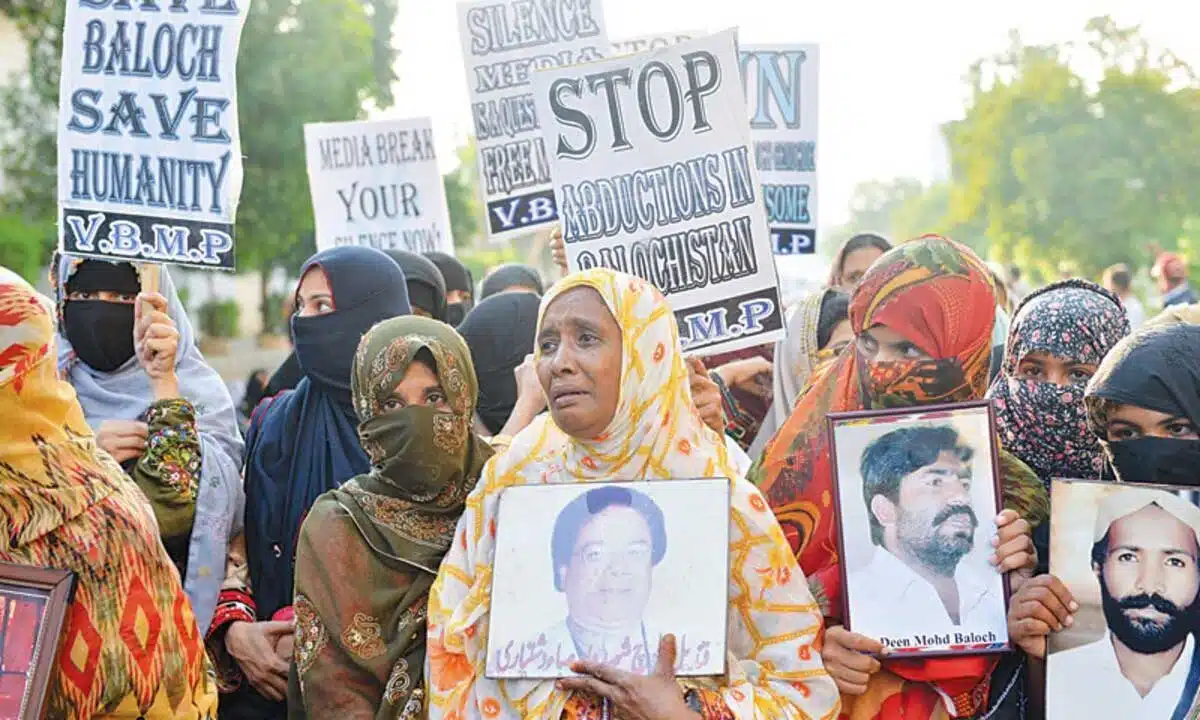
[738,43,818,256]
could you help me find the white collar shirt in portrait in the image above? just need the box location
[845,547,1007,647]
[1047,631,1195,720]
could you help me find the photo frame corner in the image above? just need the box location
[0,562,77,720]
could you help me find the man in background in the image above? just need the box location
[1152,252,1198,309]
[1103,263,1146,329]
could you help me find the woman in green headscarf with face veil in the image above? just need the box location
[288,316,493,718]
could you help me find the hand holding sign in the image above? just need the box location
[821,625,886,696]
[135,292,180,400]
[558,634,700,720]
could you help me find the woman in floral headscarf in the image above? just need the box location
[751,236,1049,720]
[426,268,839,720]
[289,316,490,717]
[988,280,1130,486]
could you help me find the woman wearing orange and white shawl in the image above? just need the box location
[425,268,839,720]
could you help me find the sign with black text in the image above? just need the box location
[457,0,609,242]
[304,118,454,254]
[739,44,818,256]
[57,0,248,271]
[533,29,785,354]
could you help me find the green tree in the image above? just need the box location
[943,18,1200,281]
[443,139,482,249]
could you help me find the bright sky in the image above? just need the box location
[382,0,1200,231]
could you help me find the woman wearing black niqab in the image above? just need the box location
[1085,323,1200,485]
[385,249,447,321]
[425,251,473,325]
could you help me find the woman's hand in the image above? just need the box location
[822,625,886,696]
[549,227,568,275]
[713,356,773,394]
[990,509,1036,593]
[558,634,700,720]
[135,292,180,400]
[225,620,293,702]
[1008,574,1077,659]
[514,353,547,416]
[96,419,149,464]
[685,357,726,434]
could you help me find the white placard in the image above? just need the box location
[486,479,730,679]
[304,118,454,254]
[57,0,249,271]
[739,44,819,256]
[611,30,703,57]
[532,28,785,354]
[457,0,609,243]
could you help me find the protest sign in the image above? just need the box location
[304,118,454,254]
[611,30,702,57]
[57,0,248,271]
[532,28,785,354]
[457,0,609,242]
[739,44,819,255]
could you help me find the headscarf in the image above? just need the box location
[387,249,448,321]
[426,268,839,720]
[457,292,540,435]
[244,246,411,622]
[987,279,1129,484]
[751,236,1049,719]
[479,263,544,300]
[291,316,491,718]
[827,232,892,289]
[1085,324,1200,486]
[748,288,847,460]
[0,268,217,717]
[426,251,474,326]
[51,256,245,634]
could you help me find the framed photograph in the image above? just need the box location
[0,563,75,720]
[485,479,730,679]
[829,401,1010,657]
[1046,479,1200,719]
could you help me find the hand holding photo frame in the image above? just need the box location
[828,401,1010,657]
[1046,479,1200,720]
[0,563,75,720]
[484,479,730,679]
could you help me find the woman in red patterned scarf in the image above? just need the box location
[750,235,1050,719]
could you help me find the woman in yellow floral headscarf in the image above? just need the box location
[0,267,216,718]
[425,268,840,720]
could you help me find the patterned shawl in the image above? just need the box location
[750,289,841,460]
[51,255,245,634]
[425,269,840,720]
[291,316,490,718]
[987,280,1129,484]
[0,268,217,718]
[750,236,1049,720]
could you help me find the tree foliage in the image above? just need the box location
[943,17,1200,280]
[442,139,482,249]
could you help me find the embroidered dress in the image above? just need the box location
[426,268,840,720]
[0,268,217,719]
[289,316,491,718]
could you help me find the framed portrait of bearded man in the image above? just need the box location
[829,401,1011,657]
[1047,480,1200,720]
